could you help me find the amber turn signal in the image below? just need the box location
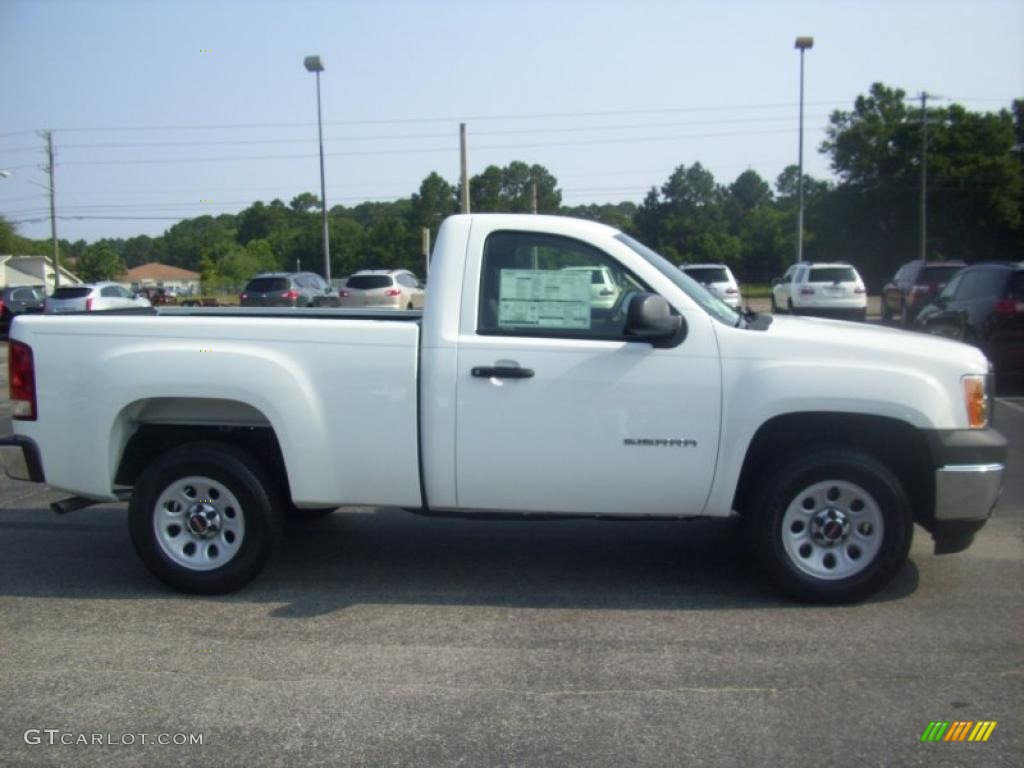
[962,375,988,429]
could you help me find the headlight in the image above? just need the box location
[962,374,989,429]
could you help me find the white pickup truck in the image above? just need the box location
[1,215,1007,602]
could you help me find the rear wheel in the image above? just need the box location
[747,446,913,603]
[770,295,778,313]
[787,298,796,315]
[129,442,282,594]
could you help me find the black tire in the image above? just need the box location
[129,442,282,594]
[787,298,796,315]
[747,446,913,603]
[770,295,778,313]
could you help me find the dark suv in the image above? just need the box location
[1,285,46,334]
[881,259,965,325]
[915,262,1023,385]
[240,272,335,307]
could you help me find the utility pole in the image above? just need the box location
[531,181,538,214]
[459,123,470,213]
[44,131,61,290]
[919,92,928,262]
[421,227,431,280]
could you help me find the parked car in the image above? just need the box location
[1,214,1005,603]
[915,262,1024,384]
[339,269,425,309]
[1,285,46,334]
[881,259,965,325]
[240,272,334,308]
[44,283,152,313]
[771,262,867,320]
[680,263,742,308]
[137,286,178,306]
[561,265,623,309]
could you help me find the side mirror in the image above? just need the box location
[770,277,781,286]
[625,293,684,346]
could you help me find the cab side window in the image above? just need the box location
[477,230,648,340]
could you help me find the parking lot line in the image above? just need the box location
[997,398,1024,415]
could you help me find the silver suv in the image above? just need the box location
[45,283,152,313]
[339,270,425,309]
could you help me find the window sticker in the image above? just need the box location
[497,269,592,329]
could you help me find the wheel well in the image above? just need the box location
[732,413,934,525]
[115,424,290,501]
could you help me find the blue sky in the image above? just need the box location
[1,0,1021,243]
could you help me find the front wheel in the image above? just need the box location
[748,447,913,603]
[129,442,282,594]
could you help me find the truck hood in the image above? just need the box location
[728,314,990,376]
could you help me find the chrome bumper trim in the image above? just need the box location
[934,463,1004,521]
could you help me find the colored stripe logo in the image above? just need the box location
[921,721,997,742]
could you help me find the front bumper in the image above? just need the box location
[925,428,1007,554]
[0,435,45,483]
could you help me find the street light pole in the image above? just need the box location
[304,55,331,285]
[795,36,813,264]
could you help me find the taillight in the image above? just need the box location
[800,287,815,296]
[724,287,738,295]
[85,297,94,311]
[240,293,248,300]
[281,290,300,300]
[993,298,1021,316]
[9,340,36,421]
[385,288,401,297]
[854,286,866,294]
[340,289,350,298]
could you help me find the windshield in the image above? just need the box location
[346,275,394,290]
[51,287,91,299]
[246,277,288,292]
[809,267,857,283]
[684,267,729,284]
[614,234,741,326]
[919,266,962,285]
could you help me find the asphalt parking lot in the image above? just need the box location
[0,342,1021,767]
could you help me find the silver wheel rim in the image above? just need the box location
[781,479,884,580]
[153,475,245,571]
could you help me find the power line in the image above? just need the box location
[0,114,838,155]
[1,101,852,135]
[1,126,804,171]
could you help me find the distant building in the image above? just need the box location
[0,254,82,291]
[120,262,201,295]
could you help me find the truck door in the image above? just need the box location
[454,227,722,516]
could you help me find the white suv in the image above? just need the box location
[680,263,742,309]
[771,262,867,321]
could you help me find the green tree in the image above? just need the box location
[77,242,125,281]
[410,172,458,238]
[820,83,1021,283]
[467,162,561,213]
